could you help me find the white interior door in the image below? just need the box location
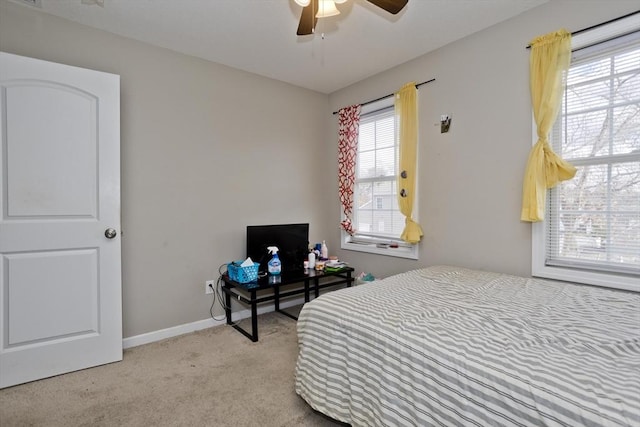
[0,52,122,388]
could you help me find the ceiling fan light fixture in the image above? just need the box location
[316,0,340,18]
[296,0,407,36]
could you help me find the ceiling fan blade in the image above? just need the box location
[366,0,408,15]
[297,0,319,36]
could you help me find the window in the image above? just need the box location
[341,100,418,259]
[533,21,640,291]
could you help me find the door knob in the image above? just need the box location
[105,228,117,239]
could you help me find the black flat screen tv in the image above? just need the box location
[246,223,309,274]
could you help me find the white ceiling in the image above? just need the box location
[18,0,549,93]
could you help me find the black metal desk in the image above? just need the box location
[221,267,354,342]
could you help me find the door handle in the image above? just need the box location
[105,228,117,239]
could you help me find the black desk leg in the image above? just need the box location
[304,279,310,303]
[314,277,320,299]
[347,270,353,287]
[225,285,232,325]
[228,288,259,342]
[250,289,258,342]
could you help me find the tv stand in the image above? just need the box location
[221,267,354,342]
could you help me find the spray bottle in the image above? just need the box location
[267,246,281,276]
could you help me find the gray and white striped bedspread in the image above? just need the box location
[294,266,640,426]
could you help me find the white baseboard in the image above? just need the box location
[122,296,306,349]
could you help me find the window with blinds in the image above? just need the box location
[341,101,418,259]
[534,24,640,290]
[354,106,403,238]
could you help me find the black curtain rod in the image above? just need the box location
[332,78,436,115]
[525,10,640,49]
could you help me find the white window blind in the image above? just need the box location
[353,106,404,239]
[542,30,640,284]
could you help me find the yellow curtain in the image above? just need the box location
[521,29,576,222]
[396,82,423,243]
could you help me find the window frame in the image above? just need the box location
[341,98,419,260]
[532,17,640,292]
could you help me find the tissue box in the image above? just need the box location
[227,261,260,284]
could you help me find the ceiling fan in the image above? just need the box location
[295,0,408,36]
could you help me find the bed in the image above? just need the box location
[294,265,640,426]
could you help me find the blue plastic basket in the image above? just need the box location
[227,261,260,284]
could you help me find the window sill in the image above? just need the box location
[532,264,639,293]
[341,240,418,260]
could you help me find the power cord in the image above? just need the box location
[209,263,241,326]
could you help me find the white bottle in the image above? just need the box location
[321,240,328,259]
[308,251,315,269]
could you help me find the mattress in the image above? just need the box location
[294,266,640,426]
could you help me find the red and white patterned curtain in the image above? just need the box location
[338,105,361,235]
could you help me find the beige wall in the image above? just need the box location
[0,0,330,338]
[328,0,640,279]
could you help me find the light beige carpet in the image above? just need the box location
[0,312,346,427]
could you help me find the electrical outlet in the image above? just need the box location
[205,280,215,294]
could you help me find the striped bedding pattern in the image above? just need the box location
[294,266,640,426]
